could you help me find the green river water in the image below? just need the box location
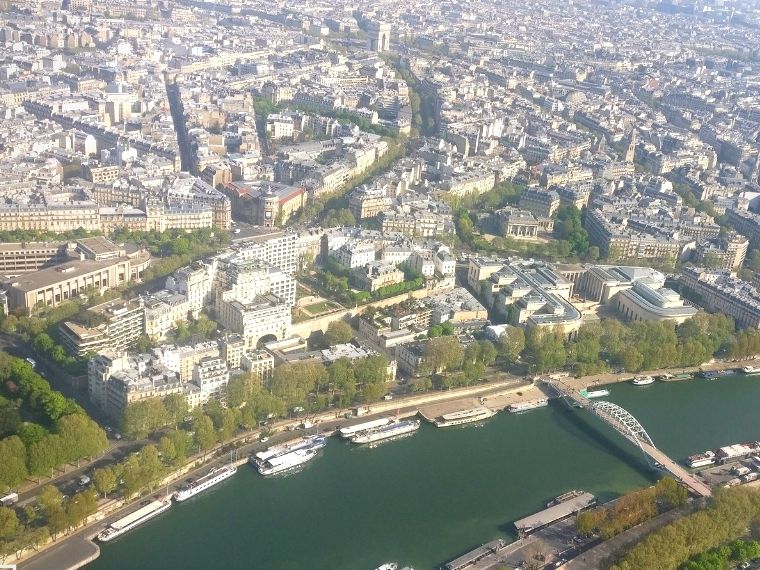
[88,373,760,570]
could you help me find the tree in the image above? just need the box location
[498,327,525,363]
[525,327,566,372]
[138,445,164,492]
[553,206,589,256]
[749,248,760,272]
[427,324,443,338]
[189,314,217,339]
[65,488,97,530]
[37,485,63,513]
[330,358,357,407]
[158,436,177,464]
[171,429,192,462]
[217,408,237,443]
[354,355,389,385]
[463,360,486,382]
[655,476,687,509]
[39,391,73,422]
[93,466,117,499]
[441,321,455,336]
[0,436,27,490]
[576,510,600,537]
[121,399,169,438]
[478,340,497,366]
[27,435,64,477]
[0,507,19,544]
[362,381,387,402]
[56,413,108,462]
[271,362,325,409]
[193,415,216,452]
[620,346,644,372]
[323,321,354,346]
[17,423,47,448]
[163,393,188,427]
[0,404,20,438]
[135,334,152,353]
[121,455,143,498]
[423,337,464,374]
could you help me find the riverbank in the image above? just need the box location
[17,357,757,569]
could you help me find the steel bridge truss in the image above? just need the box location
[588,400,656,460]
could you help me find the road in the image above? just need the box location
[0,331,147,504]
[16,378,527,569]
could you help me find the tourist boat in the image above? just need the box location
[743,366,760,375]
[350,419,421,444]
[687,450,716,469]
[584,389,610,399]
[433,407,496,427]
[97,498,172,542]
[251,435,324,464]
[660,372,692,382]
[508,398,549,413]
[251,435,327,476]
[339,418,393,439]
[631,376,655,386]
[546,489,586,508]
[375,564,397,570]
[173,465,237,502]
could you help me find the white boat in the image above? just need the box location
[686,450,716,468]
[508,398,549,413]
[97,498,172,542]
[339,418,393,439]
[252,435,327,476]
[583,389,610,399]
[173,465,237,502]
[433,407,496,427]
[350,419,421,444]
[743,366,760,375]
[375,564,397,570]
[546,489,586,508]
[632,375,654,386]
[252,435,323,463]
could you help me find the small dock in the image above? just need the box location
[442,539,506,570]
[514,493,596,537]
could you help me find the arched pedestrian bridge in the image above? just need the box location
[546,380,712,498]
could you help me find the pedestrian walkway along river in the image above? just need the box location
[84,373,760,570]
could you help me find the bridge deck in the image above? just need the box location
[548,380,712,498]
[639,442,712,497]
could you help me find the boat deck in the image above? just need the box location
[442,539,506,570]
[514,493,596,536]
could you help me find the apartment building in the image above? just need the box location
[216,293,291,349]
[681,267,760,329]
[358,262,405,292]
[348,186,391,220]
[192,356,230,405]
[519,188,560,217]
[59,298,144,357]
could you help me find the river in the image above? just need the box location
[88,373,760,570]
